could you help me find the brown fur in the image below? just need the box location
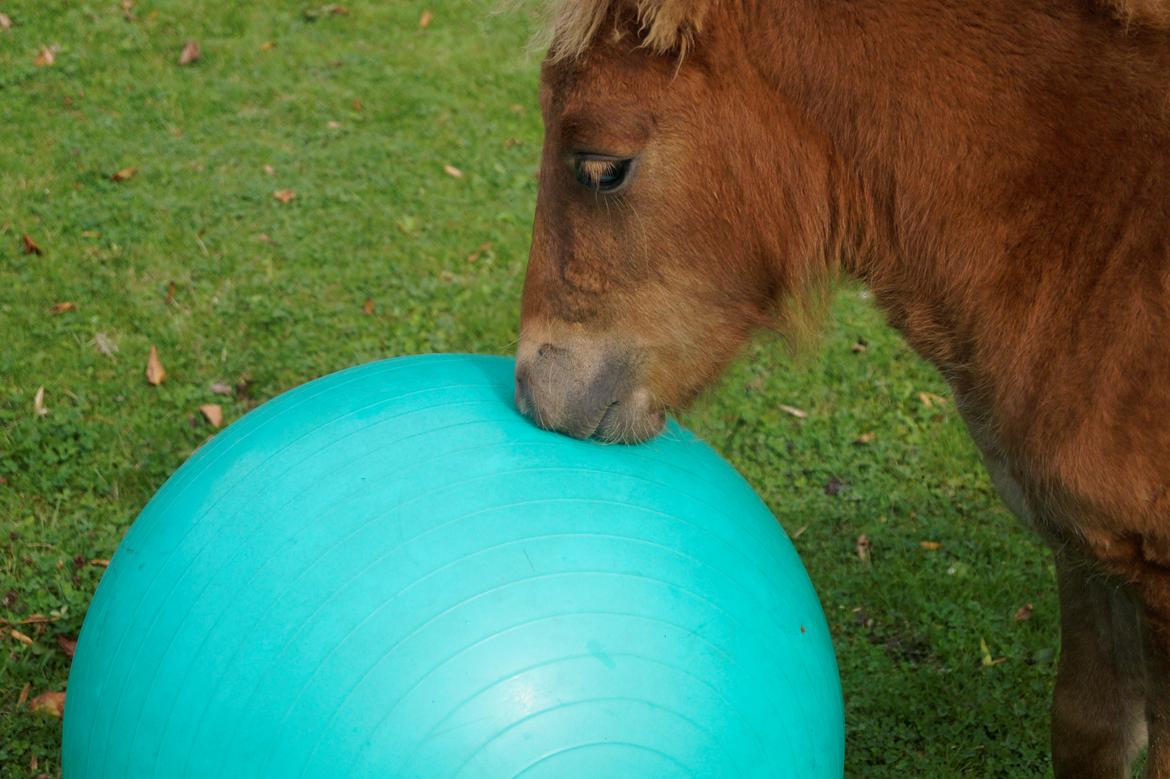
[518,0,1170,773]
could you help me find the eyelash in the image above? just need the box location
[573,155,634,193]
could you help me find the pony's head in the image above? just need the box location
[515,0,833,441]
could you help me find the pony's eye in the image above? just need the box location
[574,155,633,193]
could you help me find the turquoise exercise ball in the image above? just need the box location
[63,353,843,778]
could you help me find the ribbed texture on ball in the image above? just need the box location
[63,354,843,778]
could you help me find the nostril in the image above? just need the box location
[537,342,576,360]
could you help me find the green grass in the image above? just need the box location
[0,2,1058,776]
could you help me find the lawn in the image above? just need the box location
[0,1,1059,776]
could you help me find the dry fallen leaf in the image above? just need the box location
[263,164,275,176]
[111,166,138,182]
[94,332,117,357]
[352,98,363,112]
[17,682,30,706]
[920,540,941,551]
[22,234,42,255]
[443,164,464,179]
[466,241,492,263]
[89,558,109,567]
[199,403,223,428]
[10,629,33,646]
[327,120,342,129]
[33,387,47,417]
[853,431,876,445]
[165,280,177,303]
[0,13,12,31]
[419,9,433,28]
[259,40,276,51]
[979,637,1006,667]
[179,39,200,66]
[273,189,296,203]
[362,298,375,315]
[304,4,349,19]
[851,339,868,354]
[1014,602,1034,622]
[121,0,135,20]
[146,345,166,385]
[918,391,948,409]
[855,533,871,563]
[49,301,76,314]
[209,382,232,396]
[779,404,808,419]
[55,635,76,658]
[28,691,65,718]
[35,45,56,67]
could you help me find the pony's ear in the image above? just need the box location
[545,0,715,62]
[1100,0,1170,27]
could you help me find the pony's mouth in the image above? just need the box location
[589,393,666,444]
[592,401,621,439]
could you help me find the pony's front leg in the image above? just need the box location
[1050,552,1148,778]
[964,421,1150,774]
[1138,568,1170,778]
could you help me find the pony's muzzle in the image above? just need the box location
[514,343,665,443]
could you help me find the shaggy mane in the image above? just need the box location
[537,0,1169,63]
[1103,0,1170,27]
[543,0,714,61]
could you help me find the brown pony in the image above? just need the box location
[513,0,1170,774]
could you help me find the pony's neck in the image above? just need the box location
[750,0,1169,395]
